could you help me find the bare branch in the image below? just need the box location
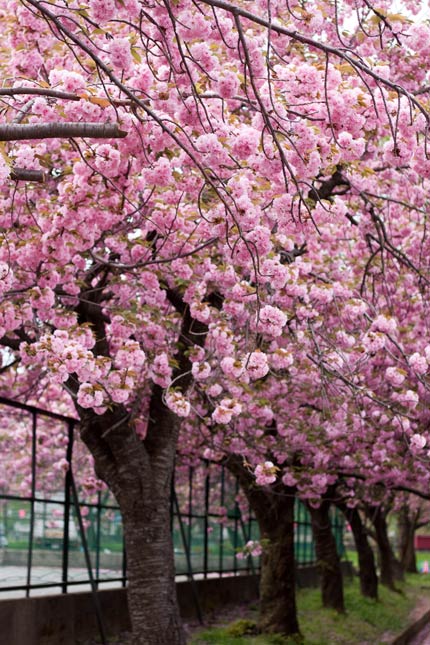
[13,99,35,124]
[414,85,430,96]
[0,122,127,141]
[0,86,134,106]
[0,86,80,100]
[338,471,430,502]
[10,167,46,182]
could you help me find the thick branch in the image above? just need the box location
[0,122,127,141]
[279,242,307,264]
[0,87,80,101]
[308,169,351,203]
[10,167,46,182]
[0,334,24,351]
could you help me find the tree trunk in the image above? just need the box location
[398,505,418,574]
[78,393,186,645]
[72,292,207,644]
[226,457,300,637]
[307,498,345,612]
[337,503,378,599]
[122,498,184,645]
[367,506,403,590]
[256,492,299,635]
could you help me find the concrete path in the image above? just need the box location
[0,566,224,598]
[408,621,430,645]
[0,566,123,598]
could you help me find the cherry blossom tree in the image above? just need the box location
[2,0,430,642]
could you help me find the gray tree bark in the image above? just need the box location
[79,393,185,645]
[336,502,378,599]
[226,456,300,638]
[307,497,345,613]
[398,504,418,574]
[366,505,403,590]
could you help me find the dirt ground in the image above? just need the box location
[76,601,255,644]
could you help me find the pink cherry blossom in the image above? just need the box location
[410,434,426,450]
[165,392,191,418]
[385,367,406,387]
[409,352,428,375]
[257,305,288,337]
[245,351,269,380]
[254,461,277,486]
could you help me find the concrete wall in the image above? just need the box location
[0,575,260,645]
[0,587,130,645]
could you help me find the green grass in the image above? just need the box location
[344,550,358,569]
[415,550,430,571]
[191,574,427,645]
[191,629,293,645]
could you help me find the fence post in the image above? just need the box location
[95,491,102,589]
[233,478,240,575]
[203,462,210,580]
[70,469,107,645]
[173,488,203,624]
[62,420,74,594]
[219,465,225,576]
[188,467,193,561]
[122,532,127,587]
[26,412,37,597]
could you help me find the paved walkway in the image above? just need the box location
[0,566,227,598]
[409,621,430,645]
[0,566,124,598]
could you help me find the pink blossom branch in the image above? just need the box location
[0,122,127,141]
[337,471,430,502]
[21,0,252,265]
[0,85,133,106]
[198,0,430,122]
[21,0,225,180]
[90,236,219,270]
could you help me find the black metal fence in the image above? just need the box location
[0,396,345,600]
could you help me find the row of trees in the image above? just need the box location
[1,403,426,639]
[1,0,430,642]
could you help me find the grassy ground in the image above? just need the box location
[190,574,429,645]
